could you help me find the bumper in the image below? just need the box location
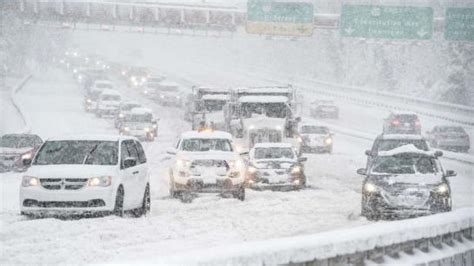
[301,144,332,152]
[436,140,470,150]
[246,173,304,191]
[20,186,116,214]
[174,177,243,193]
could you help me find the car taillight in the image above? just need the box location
[391,119,401,126]
[415,120,421,127]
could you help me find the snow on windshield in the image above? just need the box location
[181,138,232,152]
[372,155,438,175]
[254,147,295,160]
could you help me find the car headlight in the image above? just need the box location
[363,183,377,193]
[141,77,146,82]
[21,152,32,160]
[119,113,124,118]
[249,125,255,130]
[160,95,165,99]
[435,183,449,194]
[228,160,244,170]
[86,99,92,103]
[177,159,191,169]
[144,127,150,132]
[275,125,282,130]
[143,90,148,94]
[291,166,301,174]
[297,136,303,143]
[131,76,137,82]
[123,127,130,131]
[22,176,39,187]
[73,69,78,73]
[88,176,112,187]
[325,137,333,145]
[152,124,157,129]
[247,166,258,174]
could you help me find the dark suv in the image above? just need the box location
[383,111,421,134]
[358,146,454,220]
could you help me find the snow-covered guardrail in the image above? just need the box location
[158,208,474,265]
[10,74,32,134]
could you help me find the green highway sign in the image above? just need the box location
[246,0,314,36]
[341,5,434,40]
[445,8,474,41]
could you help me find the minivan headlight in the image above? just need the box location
[22,176,39,187]
[88,176,112,187]
[291,166,301,174]
[177,159,191,169]
[363,183,377,193]
[435,183,449,194]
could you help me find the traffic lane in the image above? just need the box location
[15,69,114,139]
[0,77,26,135]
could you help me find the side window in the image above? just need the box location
[126,140,139,161]
[120,141,129,169]
[135,141,147,164]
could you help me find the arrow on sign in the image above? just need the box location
[344,26,355,35]
[417,28,428,38]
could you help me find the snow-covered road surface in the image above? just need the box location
[0,29,472,264]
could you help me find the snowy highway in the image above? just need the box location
[1,28,473,263]
[1,12,473,264]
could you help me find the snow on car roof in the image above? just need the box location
[131,107,153,115]
[100,89,121,96]
[47,134,135,142]
[378,144,434,157]
[380,134,425,140]
[180,130,232,140]
[238,96,288,103]
[253,142,293,148]
[202,94,230,101]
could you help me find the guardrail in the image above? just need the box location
[157,208,474,265]
[10,74,33,134]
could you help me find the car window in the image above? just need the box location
[121,140,138,169]
[135,141,147,164]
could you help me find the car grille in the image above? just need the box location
[40,178,88,190]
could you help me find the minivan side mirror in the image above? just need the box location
[123,157,137,168]
[356,168,367,175]
[445,170,457,177]
[22,158,32,166]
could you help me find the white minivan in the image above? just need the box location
[20,135,150,218]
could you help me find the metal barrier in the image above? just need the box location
[157,208,473,265]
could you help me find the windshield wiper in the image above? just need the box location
[82,144,99,165]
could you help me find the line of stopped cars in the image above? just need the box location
[7,49,470,220]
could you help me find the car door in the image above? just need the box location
[120,140,141,209]
[135,140,148,197]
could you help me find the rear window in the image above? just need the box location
[438,127,465,133]
[101,94,121,101]
[395,114,418,122]
[376,139,429,152]
[300,126,329,134]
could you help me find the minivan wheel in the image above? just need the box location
[133,184,151,217]
[114,186,124,217]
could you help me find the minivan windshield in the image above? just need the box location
[33,140,118,165]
